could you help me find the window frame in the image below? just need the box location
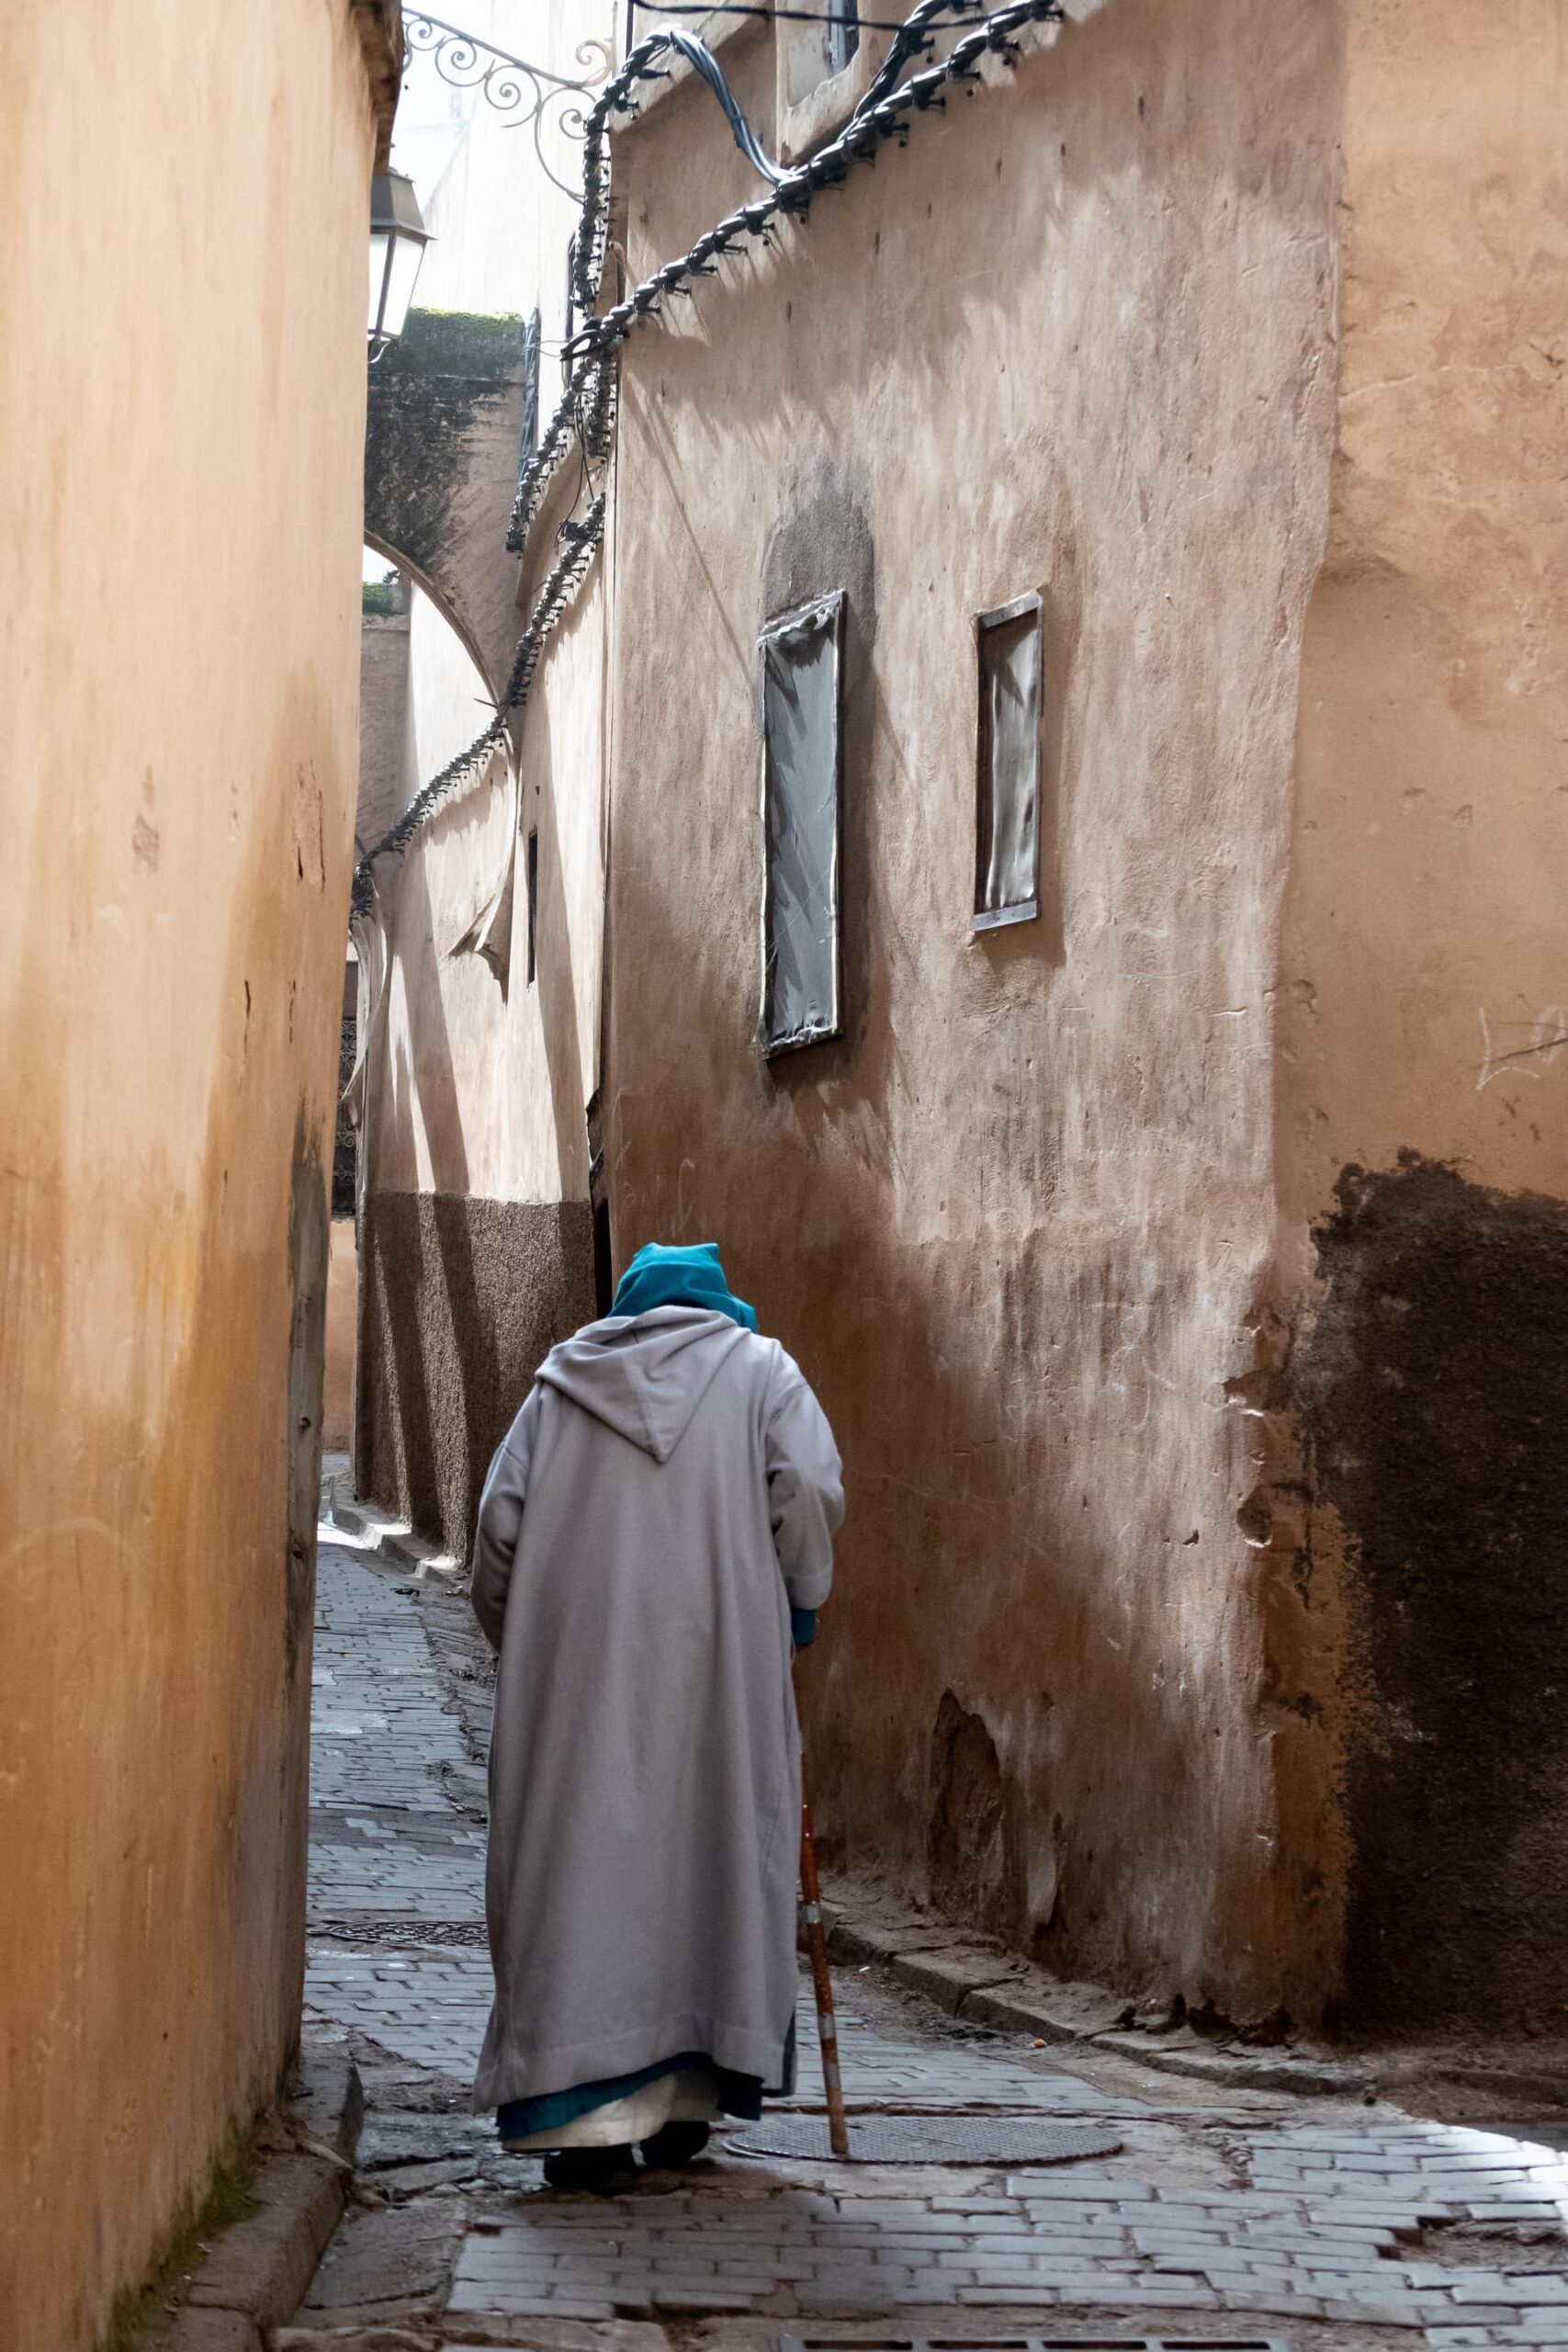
[520,307,542,460]
[758,589,846,1059]
[562,234,578,380]
[972,588,1043,935]
[525,825,539,986]
[776,9,886,164]
[824,2,860,79]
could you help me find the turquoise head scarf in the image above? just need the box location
[610,1241,758,1333]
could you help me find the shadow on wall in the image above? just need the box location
[600,733,1289,2014]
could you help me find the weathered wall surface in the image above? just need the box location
[359,610,412,852]
[603,0,1343,2019]
[1274,0,1568,2032]
[324,1217,360,1452]
[357,555,606,1546]
[357,1194,596,1554]
[0,6,383,2342]
[354,17,615,1551]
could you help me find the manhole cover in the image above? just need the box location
[728,2116,1122,2165]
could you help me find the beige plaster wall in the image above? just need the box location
[601,0,1343,2018]
[1280,0,1568,1228]
[0,6,379,2342]
[1269,0,1568,2033]
[324,1218,360,1453]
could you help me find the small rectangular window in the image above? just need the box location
[760,593,843,1056]
[525,828,539,985]
[975,592,1043,931]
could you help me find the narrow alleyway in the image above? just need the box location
[298,1515,1568,2349]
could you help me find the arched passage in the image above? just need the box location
[362,306,531,705]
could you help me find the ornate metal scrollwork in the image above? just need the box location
[402,12,614,198]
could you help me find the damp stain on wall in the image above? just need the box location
[1295,1151,1568,2036]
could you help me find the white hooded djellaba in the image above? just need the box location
[469,1258,843,2152]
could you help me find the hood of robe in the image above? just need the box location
[536,1306,751,1464]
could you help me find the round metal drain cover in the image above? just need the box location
[728,2115,1122,2165]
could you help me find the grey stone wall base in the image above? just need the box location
[287,2050,366,2165]
[272,2331,435,2350]
[323,1477,461,1580]
[172,2044,363,2342]
[167,2312,263,2352]
[821,1874,1371,2099]
[185,2155,342,2329]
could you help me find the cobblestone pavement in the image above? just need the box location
[302,1534,1568,2349]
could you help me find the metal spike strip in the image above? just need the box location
[355,0,1068,915]
[349,498,604,918]
[513,0,1066,551]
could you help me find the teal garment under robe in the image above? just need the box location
[496,2053,764,2145]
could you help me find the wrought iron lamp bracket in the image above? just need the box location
[402,11,615,198]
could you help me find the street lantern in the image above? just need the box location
[367,171,432,355]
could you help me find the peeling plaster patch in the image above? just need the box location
[928,1690,1031,1939]
[131,813,161,873]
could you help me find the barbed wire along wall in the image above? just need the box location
[351,0,1075,923]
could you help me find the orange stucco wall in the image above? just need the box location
[0,8,382,2342]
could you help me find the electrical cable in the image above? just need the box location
[351,0,1067,920]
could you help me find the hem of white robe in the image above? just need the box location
[501,2067,726,2151]
[475,2013,791,2112]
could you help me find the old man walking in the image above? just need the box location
[470,1241,844,2191]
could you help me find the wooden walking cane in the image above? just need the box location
[796,1716,850,2158]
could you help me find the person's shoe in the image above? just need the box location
[638,2120,711,2169]
[542,2144,636,2193]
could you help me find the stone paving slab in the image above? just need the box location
[443,2169,1568,2333]
[305,1536,1568,2352]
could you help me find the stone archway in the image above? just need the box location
[363,307,530,704]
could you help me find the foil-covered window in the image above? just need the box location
[520,308,541,459]
[761,593,843,1056]
[975,592,1043,930]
